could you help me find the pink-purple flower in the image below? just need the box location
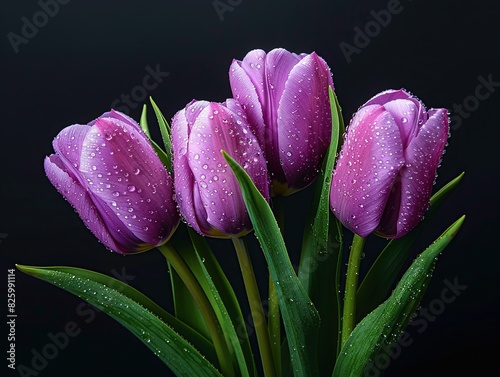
[330,89,449,238]
[229,48,334,196]
[44,110,179,254]
[172,99,269,238]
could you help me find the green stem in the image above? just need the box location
[158,244,234,377]
[341,234,366,347]
[232,237,276,377]
[269,197,284,377]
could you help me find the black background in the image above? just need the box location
[2,0,499,376]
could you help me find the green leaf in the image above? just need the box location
[299,87,342,290]
[138,99,172,170]
[139,102,170,168]
[151,139,172,169]
[223,152,320,377]
[356,172,465,321]
[140,104,151,138]
[181,226,257,377]
[298,87,344,372]
[168,260,211,341]
[150,96,173,172]
[16,265,221,377]
[139,121,170,170]
[332,215,465,377]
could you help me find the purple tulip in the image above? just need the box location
[229,48,334,196]
[172,99,269,238]
[44,110,179,254]
[330,89,449,238]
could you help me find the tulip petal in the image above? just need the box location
[330,106,405,237]
[184,100,210,127]
[44,155,122,253]
[89,110,142,134]
[277,52,333,191]
[262,49,305,181]
[52,124,91,176]
[366,89,428,142]
[229,58,266,143]
[235,49,267,104]
[49,125,142,249]
[187,103,267,236]
[172,102,216,236]
[364,89,412,105]
[264,48,304,115]
[389,108,449,237]
[382,99,421,150]
[79,117,177,247]
[172,108,198,232]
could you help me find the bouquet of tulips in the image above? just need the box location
[18,48,464,377]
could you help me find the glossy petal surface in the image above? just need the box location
[330,106,405,237]
[278,52,334,189]
[172,100,269,237]
[229,48,334,195]
[330,89,449,238]
[45,111,179,254]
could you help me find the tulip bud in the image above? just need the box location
[330,89,449,238]
[172,99,269,238]
[44,110,180,254]
[229,48,334,196]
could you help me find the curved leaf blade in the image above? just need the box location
[16,265,222,377]
[298,87,344,370]
[138,102,171,169]
[140,103,151,137]
[179,226,257,377]
[333,215,465,377]
[150,96,173,172]
[299,88,342,292]
[168,260,212,341]
[223,152,320,377]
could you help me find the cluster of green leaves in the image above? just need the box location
[19,91,464,377]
